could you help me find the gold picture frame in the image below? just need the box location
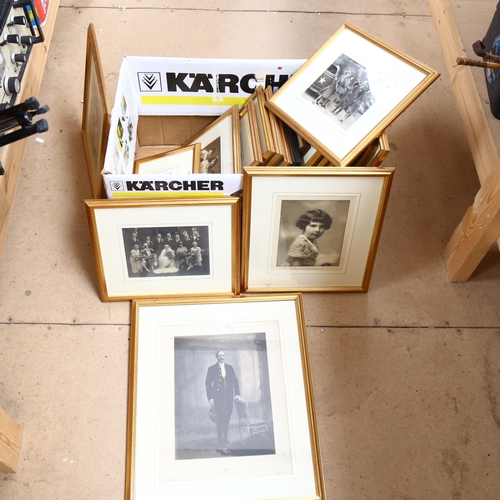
[126,293,325,500]
[266,22,439,166]
[85,197,241,301]
[239,98,264,167]
[303,147,323,166]
[247,86,282,165]
[263,85,290,165]
[133,143,201,174]
[353,130,390,166]
[82,23,111,199]
[183,105,242,174]
[242,166,394,292]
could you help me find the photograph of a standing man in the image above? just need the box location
[205,350,242,455]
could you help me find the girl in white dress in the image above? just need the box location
[129,244,142,274]
[287,209,332,266]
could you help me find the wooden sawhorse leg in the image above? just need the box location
[443,163,500,281]
[0,406,22,473]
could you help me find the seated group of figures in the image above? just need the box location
[312,68,374,123]
[125,227,206,277]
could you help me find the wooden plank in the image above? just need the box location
[450,1,500,156]
[0,0,60,257]
[0,139,29,255]
[427,0,465,79]
[0,406,22,473]
[428,0,498,181]
[429,0,500,280]
[453,69,498,183]
[0,185,10,236]
[443,158,500,281]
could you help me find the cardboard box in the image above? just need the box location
[83,25,305,199]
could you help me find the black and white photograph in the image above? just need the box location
[302,53,375,132]
[173,333,275,460]
[275,199,350,268]
[183,105,241,173]
[122,225,210,278]
[242,167,394,291]
[128,296,323,499]
[200,137,221,174]
[266,22,439,166]
[85,198,240,300]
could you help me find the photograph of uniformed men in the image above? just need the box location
[174,333,275,460]
[122,225,209,278]
[276,199,351,268]
[302,53,375,131]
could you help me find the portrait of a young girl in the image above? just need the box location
[275,199,350,268]
[286,209,332,266]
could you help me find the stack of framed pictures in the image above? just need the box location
[81,21,441,500]
[84,21,439,297]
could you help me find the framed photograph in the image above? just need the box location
[266,22,439,166]
[247,86,281,165]
[126,294,325,500]
[242,166,394,292]
[239,99,264,167]
[183,105,241,174]
[85,197,241,301]
[133,144,201,174]
[82,23,111,198]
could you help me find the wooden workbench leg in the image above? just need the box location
[0,406,22,473]
[443,164,500,281]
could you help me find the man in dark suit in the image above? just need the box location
[205,350,241,454]
[125,230,140,253]
[153,233,165,254]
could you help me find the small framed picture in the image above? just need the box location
[85,197,241,301]
[266,22,439,166]
[126,294,325,500]
[184,105,242,174]
[82,24,111,198]
[242,166,394,292]
[133,143,201,174]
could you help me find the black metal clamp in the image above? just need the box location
[0,95,49,149]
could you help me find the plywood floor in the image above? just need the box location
[1,1,500,499]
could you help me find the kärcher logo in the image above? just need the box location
[138,72,161,92]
